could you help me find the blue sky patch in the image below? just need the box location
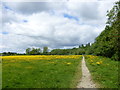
[23,20,28,23]
[63,13,79,21]
[3,5,12,11]
[2,32,9,35]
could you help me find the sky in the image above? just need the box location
[0,0,118,53]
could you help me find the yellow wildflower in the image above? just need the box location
[90,60,93,62]
[67,63,71,65]
[96,62,100,65]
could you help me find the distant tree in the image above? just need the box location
[2,52,17,56]
[26,48,41,55]
[43,47,48,54]
[36,48,41,54]
[29,48,36,55]
[26,48,31,55]
[81,44,84,48]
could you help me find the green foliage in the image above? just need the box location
[1,52,18,56]
[50,49,68,55]
[26,48,31,55]
[50,48,85,55]
[43,46,48,54]
[24,46,85,55]
[89,1,120,60]
[26,48,41,55]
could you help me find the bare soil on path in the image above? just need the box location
[77,56,97,88]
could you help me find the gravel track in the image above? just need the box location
[77,56,97,88]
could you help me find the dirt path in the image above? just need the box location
[77,56,97,88]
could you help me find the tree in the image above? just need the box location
[90,1,120,60]
[81,44,85,48]
[26,48,31,55]
[26,48,41,55]
[43,47,48,54]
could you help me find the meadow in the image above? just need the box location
[0,57,2,89]
[2,55,82,88]
[85,55,119,88]
[2,55,119,88]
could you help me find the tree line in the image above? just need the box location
[25,43,90,55]
[86,1,120,61]
[26,47,48,55]
[0,44,89,56]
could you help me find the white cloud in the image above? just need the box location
[1,1,117,53]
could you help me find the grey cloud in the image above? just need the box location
[80,2,100,20]
[3,2,67,15]
[67,2,101,20]
[4,2,50,14]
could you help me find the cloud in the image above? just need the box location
[1,1,116,53]
[2,12,100,53]
[3,2,49,14]
[67,2,100,19]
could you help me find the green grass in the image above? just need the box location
[2,55,82,88]
[85,55,119,88]
[0,58,2,89]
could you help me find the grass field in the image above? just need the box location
[85,55,119,88]
[0,57,2,89]
[2,55,82,88]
